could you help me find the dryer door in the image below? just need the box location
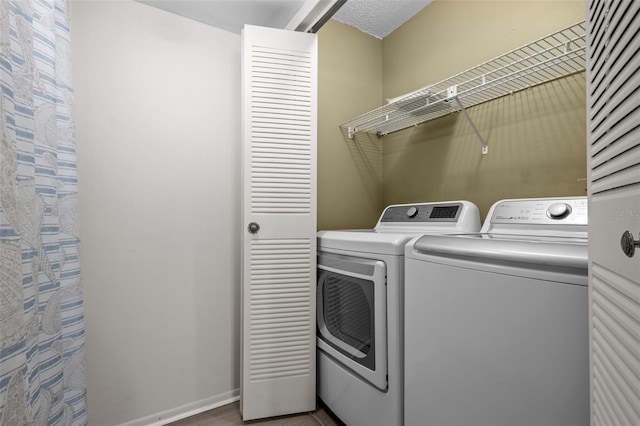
[316,252,387,391]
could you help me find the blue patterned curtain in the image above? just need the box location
[0,0,86,424]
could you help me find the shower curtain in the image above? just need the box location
[0,0,86,424]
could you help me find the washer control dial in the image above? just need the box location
[406,206,418,218]
[547,202,571,219]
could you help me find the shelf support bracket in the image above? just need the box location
[452,95,489,155]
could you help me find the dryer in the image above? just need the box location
[317,201,481,426]
[404,197,589,426]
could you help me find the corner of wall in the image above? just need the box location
[317,19,384,230]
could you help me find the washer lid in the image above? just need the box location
[317,230,417,255]
[408,233,588,270]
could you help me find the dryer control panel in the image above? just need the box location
[379,203,461,223]
[374,200,482,234]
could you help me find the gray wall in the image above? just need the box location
[70,2,241,424]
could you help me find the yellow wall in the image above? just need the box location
[381,0,587,219]
[317,20,383,230]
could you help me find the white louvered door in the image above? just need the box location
[240,25,317,421]
[587,2,640,425]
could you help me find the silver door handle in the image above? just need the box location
[620,231,640,258]
[247,222,260,234]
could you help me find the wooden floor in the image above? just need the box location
[167,401,344,426]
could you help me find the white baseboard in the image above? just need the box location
[117,389,240,426]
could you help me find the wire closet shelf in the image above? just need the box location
[339,21,586,154]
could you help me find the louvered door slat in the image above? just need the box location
[247,31,315,324]
[589,1,613,79]
[588,0,607,51]
[591,151,640,194]
[592,120,640,167]
[591,84,640,152]
[590,2,638,111]
[589,1,633,98]
[587,3,640,425]
[591,40,640,129]
[241,25,317,422]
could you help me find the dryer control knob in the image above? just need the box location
[407,207,418,218]
[547,202,571,219]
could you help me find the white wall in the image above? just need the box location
[69,2,241,424]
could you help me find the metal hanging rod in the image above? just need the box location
[340,21,586,155]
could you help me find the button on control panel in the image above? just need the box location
[547,202,571,219]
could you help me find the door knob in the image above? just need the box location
[247,222,260,234]
[620,231,640,258]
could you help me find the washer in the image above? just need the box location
[317,201,481,426]
[404,197,589,426]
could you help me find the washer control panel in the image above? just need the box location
[490,198,587,225]
[380,203,461,223]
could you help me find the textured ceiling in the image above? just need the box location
[137,0,309,34]
[333,0,432,39]
[137,0,431,39]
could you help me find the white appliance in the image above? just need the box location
[404,197,589,426]
[317,201,481,426]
